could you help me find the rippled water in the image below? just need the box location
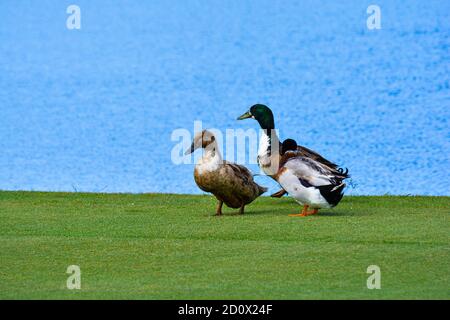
[0,0,449,195]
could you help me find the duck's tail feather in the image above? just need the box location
[337,167,350,178]
[258,185,268,196]
[318,183,346,207]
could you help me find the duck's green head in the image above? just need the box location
[237,104,275,129]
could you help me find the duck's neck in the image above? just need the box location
[256,114,275,131]
[256,112,278,155]
[259,129,280,157]
[202,142,223,164]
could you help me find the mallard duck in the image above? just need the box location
[276,149,348,216]
[185,130,267,215]
[237,104,349,216]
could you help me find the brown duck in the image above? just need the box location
[185,130,267,215]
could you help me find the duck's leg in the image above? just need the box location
[215,201,223,216]
[270,189,287,198]
[288,205,309,217]
[301,208,319,216]
[239,204,245,215]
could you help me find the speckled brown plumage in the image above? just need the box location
[186,130,267,215]
[194,161,266,209]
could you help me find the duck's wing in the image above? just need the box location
[224,161,267,195]
[282,155,348,187]
[224,161,253,182]
[292,145,349,178]
[296,145,339,170]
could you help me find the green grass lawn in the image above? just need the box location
[0,191,449,299]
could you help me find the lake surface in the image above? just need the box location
[0,1,449,195]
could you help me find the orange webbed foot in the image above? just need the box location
[303,209,319,216]
[288,205,319,217]
[288,213,305,217]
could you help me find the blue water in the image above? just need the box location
[0,1,449,195]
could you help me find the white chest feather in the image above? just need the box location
[257,131,280,176]
[258,132,271,158]
[196,153,222,175]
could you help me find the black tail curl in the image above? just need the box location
[337,167,350,178]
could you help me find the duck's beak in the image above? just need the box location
[184,142,195,155]
[237,110,252,120]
